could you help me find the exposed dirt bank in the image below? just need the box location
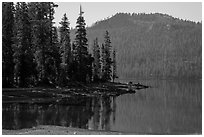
[2,125,123,135]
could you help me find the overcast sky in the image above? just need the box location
[54,2,202,28]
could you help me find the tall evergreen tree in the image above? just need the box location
[102,31,112,81]
[74,5,90,82]
[45,2,60,85]
[46,26,61,85]
[28,2,48,84]
[93,38,101,82]
[2,2,15,87]
[28,2,59,85]
[48,2,58,48]
[112,48,118,82]
[101,43,106,81]
[13,2,34,87]
[70,42,78,80]
[59,13,71,85]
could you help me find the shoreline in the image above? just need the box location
[2,82,149,135]
[3,125,200,135]
[2,125,123,135]
[2,82,150,104]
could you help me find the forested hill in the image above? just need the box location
[71,13,202,79]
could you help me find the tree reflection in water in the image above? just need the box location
[2,95,117,131]
[3,80,202,134]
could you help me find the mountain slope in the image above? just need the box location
[71,13,202,79]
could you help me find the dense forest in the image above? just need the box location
[2,2,116,88]
[3,3,202,88]
[73,13,201,80]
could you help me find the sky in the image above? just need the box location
[54,2,202,28]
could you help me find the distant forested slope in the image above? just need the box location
[71,13,202,79]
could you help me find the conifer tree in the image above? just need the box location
[28,2,48,84]
[74,5,90,82]
[70,42,78,80]
[93,38,101,82]
[13,2,34,87]
[2,2,15,87]
[48,2,58,48]
[102,31,112,81]
[45,2,60,84]
[28,2,59,85]
[59,13,71,85]
[46,26,61,84]
[112,48,118,82]
[101,43,106,81]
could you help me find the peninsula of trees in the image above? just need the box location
[2,2,117,88]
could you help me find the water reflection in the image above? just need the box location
[3,95,116,131]
[2,80,202,134]
[112,80,202,134]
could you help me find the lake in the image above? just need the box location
[2,79,202,134]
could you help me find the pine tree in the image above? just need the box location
[112,48,118,82]
[13,2,34,87]
[87,54,94,83]
[101,43,106,81]
[102,31,112,82]
[74,5,90,82]
[59,13,71,85]
[93,38,101,82]
[45,2,60,85]
[46,26,61,85]
[28,2,48,84]
[70,42,78,81]
[2,2,15,87]
[28,2,59,85]
[48,2,58,48]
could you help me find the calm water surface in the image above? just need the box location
[2,80,202,134]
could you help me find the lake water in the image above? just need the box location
[2,80,202,134]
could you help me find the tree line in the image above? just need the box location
[2,2,117,88]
